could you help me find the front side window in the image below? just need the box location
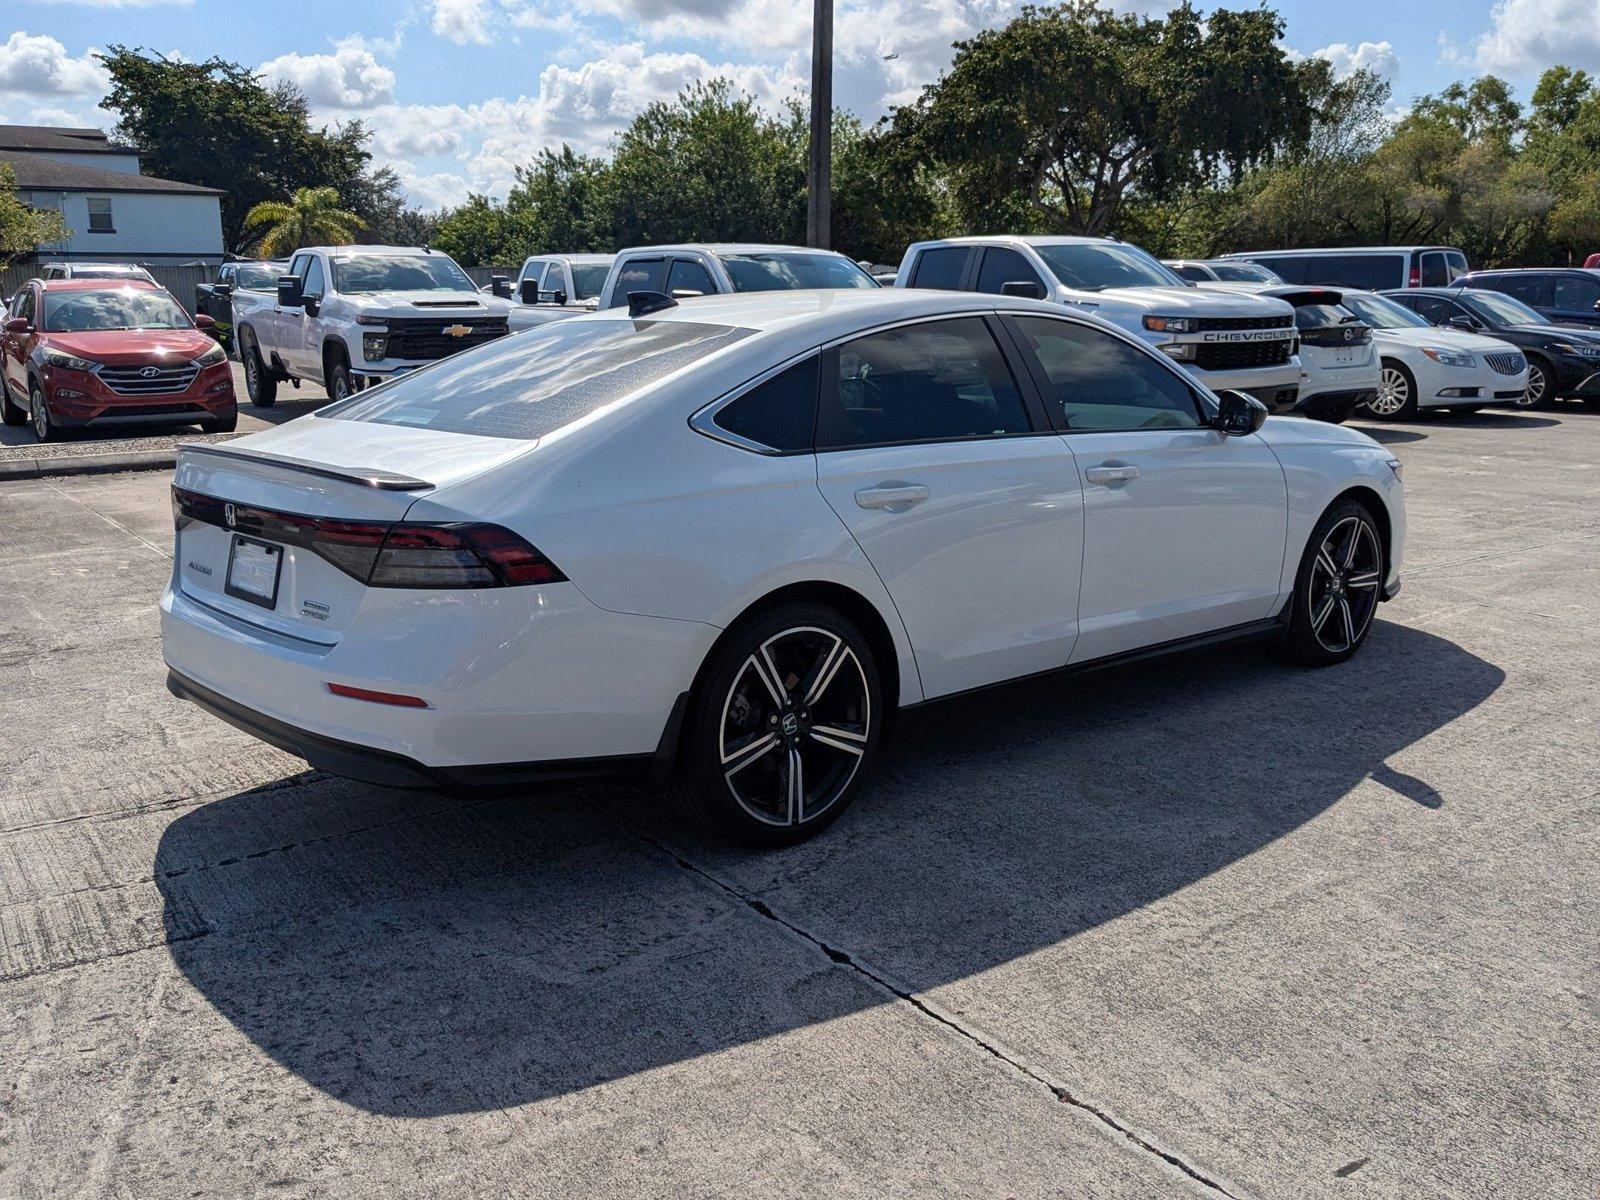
[13,287,35,323]
[522,262,549,290]
[667,258,717,297]
[720,252,877,292]
[301,256,325,300]
[87,197,114,233]
[607,258,667,307]
[908,247,972,289]
[1012,316,1202,432]
[712,355,818,451]
[323,318,751,440]
[330,254,477,295]
[975,247,1046,295]
[43,288,190,332]
[817,318,1029,449]
[1420,252,1450,288]
[1034,243,1185,292]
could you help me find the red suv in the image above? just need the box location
[1,278,236,442]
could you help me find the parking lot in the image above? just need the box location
[1,404,1596,1197]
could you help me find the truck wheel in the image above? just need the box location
[241,332,277,408]
[325,348,355,402]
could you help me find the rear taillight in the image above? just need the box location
[1408,267,1421,287]
[171,486,565,589]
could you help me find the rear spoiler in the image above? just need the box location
[178,443,434,491]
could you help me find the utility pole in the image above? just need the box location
[806,0,833,249]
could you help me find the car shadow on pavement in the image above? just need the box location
[155,620,1502,1117]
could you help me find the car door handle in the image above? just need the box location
[1085,464,1140,484]
[855,484,930,511]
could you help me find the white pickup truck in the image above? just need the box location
[595,243,880,310]
[233,244,514,404]
[494,254,614,331]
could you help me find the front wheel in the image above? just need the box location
[200,412,238,434]
[676,602,882,844]
[30,382,60,443]
[1367,360,1419,420]
[325,350,355,402]
[1273,501,1385,667]
[241,333,277,408]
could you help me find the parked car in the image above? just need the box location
[496,253,615,331]
[1258,287,1380,423]
[37,262,157,284]
[161,288,1404,843]
[899,236,1303,413]
[1223,246,1469,291]
[1,278,235,441]
[1333,289,1529,418]
[1163,258,1284,287]
[193,260,286,352]
[597,243,878,310]
[1382,286,1600,409]
[1455,267,1600,330]
[231,244,514,406]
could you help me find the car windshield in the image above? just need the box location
[1460,290,1545,326]
[322,318,752,440]
[233,265,282,290]
[570,264,610,300]
[331,254,477,294]
[1341,292,1429,329]
[1034,243,1186,291]
[1211,261,1282,283]
[720,252,878,292]
[43,288,191,332]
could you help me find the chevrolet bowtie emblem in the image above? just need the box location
[442,324,472,337]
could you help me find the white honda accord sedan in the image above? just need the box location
[162,288,1405,842]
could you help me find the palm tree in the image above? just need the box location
[243,187,365,257]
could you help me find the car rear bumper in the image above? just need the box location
[1298,388,1376,422]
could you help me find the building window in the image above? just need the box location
[87,197,114,233]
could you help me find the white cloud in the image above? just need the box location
[431,0,492,45]
[1460,0,1600,74]
[0,31,109,98]
[24,0,192,7]
[258,38,396,109]
[1312,40,1400,85]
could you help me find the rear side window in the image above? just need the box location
[1553,274,1600,310]
[607,258,667,307]
[908,247,972,289]
[1398,294,1446,322]
[323,319,751,440]
[1246,256,1306,284]
[712,356,818,451]
[1012,316,1201,432]
[667,258,717,298]
[817,318,1030,449]
[1496,273,1552,306]
[1419,252,1450,287]
[1298,254,1403,290]
[974,247,1045,295]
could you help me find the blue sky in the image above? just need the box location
[3,0,1595,210]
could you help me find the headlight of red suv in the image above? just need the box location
[193,343,227,367]
[42,349,98,372]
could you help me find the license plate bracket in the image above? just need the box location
[225,535,283,609]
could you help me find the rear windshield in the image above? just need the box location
[720,252,878,292]
[571,263,609,300]
[321,318,752,440]
[233,265,282,290]
[1210,261,1281,283]
[1290,302,1362,330]
[43,288,190,332]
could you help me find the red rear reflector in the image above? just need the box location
[326,683,429,708]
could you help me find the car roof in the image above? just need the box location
[1383,287,1467,296]
[302,245,447,258]
[33,277,163,292]
[1226,246,1461,257]
[529,253,613,263]
[634,287,1066,339]
[1460,266,1598,276]
[618,243,854,257]
[914,235,1113,249]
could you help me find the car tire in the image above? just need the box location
[325,348,355,402]
[1272,499,1385,668]
[200,412,238,434]
[30,381,60,443]
[1367,359,1419,420]
[0,375,25,426]
[241,332,277,408]
[674,601,883,845]
[1520,357,1552,409]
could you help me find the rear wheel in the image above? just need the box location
[241,332,277,408]
[0,376,24,426]
[1367,359,1419,419]
[1273,500,1384,667]
[30,381,60,443]
[676,601,882,844]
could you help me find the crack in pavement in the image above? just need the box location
[605,813,1242,1199]
[42,476,172,560]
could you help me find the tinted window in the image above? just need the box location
[1170,263,1210,281]
[1342,292,1430,329]
[523,262,549,289]
[1553,274,1600,310]
[1246,256,1308,284]
[818,318,1029,449]
[607,258,667,307]
[13,287,34,323]
[721,253,876,292]
[1420,252,1449,287]
[1211,261,1282,283]
[667,258,717,297]
[713,356,818,451]
[1012,316,1201,432]
[975,247,1045,295]
[1490,273,1553,307]
[302,256,325,299]
[1460,291,1544,326]
[1445,251,1468,280]
[324,319,751,440]
[571,263,609,300]
[1290,302,1359,330]
[1034,243,1185,291]
[1293,254,1404,290]
[909,247,972,289]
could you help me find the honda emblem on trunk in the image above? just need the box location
[224,503,236,528]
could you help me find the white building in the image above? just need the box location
[1,125,225,265]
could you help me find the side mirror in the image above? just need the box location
[277,275,304,308]
[1446,315,1478,331]
[552,289,567,307]
[1213,390,1269,436]
[302,294,321,318]
[4,317,28,334]
[490,275,511,299]
[213,282,233,298]
[518,279,540,306]
[194,313,216,329]
[1000,280,1047,300]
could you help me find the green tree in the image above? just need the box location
[0,164,70,267]
[897,1,1310,236]
[243,186,365,257]
[431,194,521,266]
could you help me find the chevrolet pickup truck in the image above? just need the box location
[233,244,514,405]
[494,254,614,332]
[897,236,1305,413]
[595,243,879,310]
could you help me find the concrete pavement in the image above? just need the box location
[1,405,1596,1197]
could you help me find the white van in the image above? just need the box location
[1222,247,1468,292]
